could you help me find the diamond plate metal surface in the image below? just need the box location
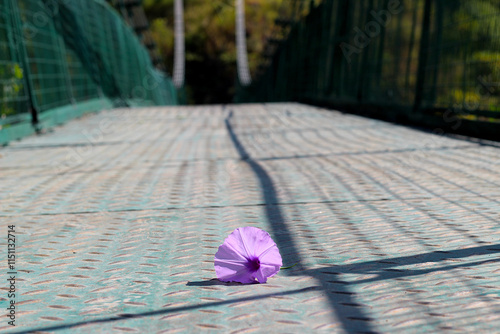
[0,103,499,333]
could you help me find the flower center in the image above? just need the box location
[246,257,260,272]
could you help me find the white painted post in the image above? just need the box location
[173,0,185,88]
[236,0,252,86]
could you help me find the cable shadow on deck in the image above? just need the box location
[14,108,499,333]
[16,244,499,334]
[225,110,378,333]
[224,109,500,332]
[6,287,320,334]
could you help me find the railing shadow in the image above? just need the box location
[304,245,500,283]
[14,110,499,333]
[7,287,321,334]
[15,244,499,334]
[224,109,500,333]
[225,109,378,333]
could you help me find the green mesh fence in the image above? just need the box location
[0,0,177,144]
[0,0,32,138]
[238,0,500,140]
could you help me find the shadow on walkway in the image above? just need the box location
[224,110,500,333]
[15,110,500,333]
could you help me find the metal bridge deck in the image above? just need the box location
[1,103,499,333]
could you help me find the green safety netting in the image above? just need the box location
[0,0,177,144]
[238,0,500,140]
[0,0,32,140]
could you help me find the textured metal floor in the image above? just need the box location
[1,103,499,333]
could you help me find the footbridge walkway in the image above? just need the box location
[1,103,499,333]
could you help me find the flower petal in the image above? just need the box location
[235,227,278,259]
[254,263,281,283]
[214,261,254,284]
[214,238,248,263]
[219,228,253,259]
[259,245,283,268]
[214,235,253,283]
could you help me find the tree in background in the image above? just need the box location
[143,0,283,104]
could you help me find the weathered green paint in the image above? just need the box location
[0,0,177,145]
[37,98,114,129]
[0,115,34,145]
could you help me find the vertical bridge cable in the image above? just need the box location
[173,0,185,88]
[236,0,251,86]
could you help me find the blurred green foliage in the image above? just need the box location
[0,63,25,118]
[436,0,500,111]
[237,0,499,121]
[144,0,283,104]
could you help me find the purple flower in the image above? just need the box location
[214,227,282,284]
